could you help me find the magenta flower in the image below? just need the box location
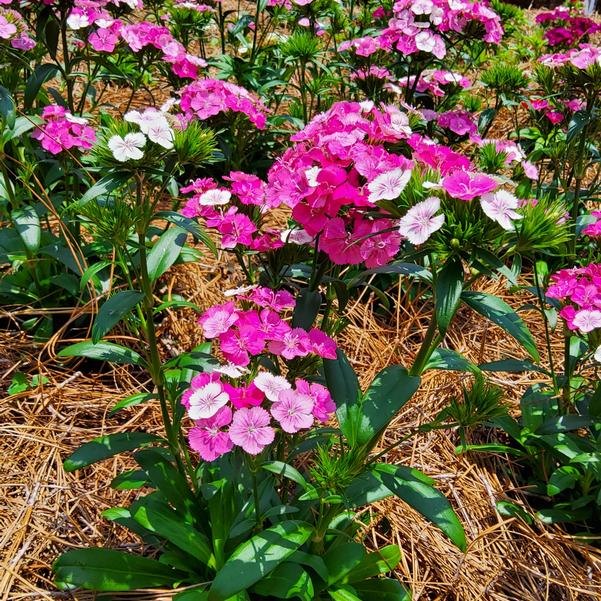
[198,301,239,338]
[225,382,265,409]
[295,379,336,422]
[398,197,445,245]
[219,326,266,366]
[189,406,233,462]
[271,389,315,433]
[229,407,275,455]
[268,327,312,360]
[442,170,497,201]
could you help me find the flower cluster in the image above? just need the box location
[197,287,337,366]
[0,8,34,50]
[540,44,601,70]
[184,369,335,460]
[547,264,601,334]
[107,107,175,161]
[389,69,471,98]
[179,78,268,129]
[31,106,96,155]
[536,7,601,48]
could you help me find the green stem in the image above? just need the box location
[409,317,441,376]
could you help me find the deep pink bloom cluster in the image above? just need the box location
[407,134,473,175]
[197,288,337,367]
[437,110,479,139]
[536,8,600,48]
[179,78,268,129]
[184,369,335,460]
[540,44,601,70]
[583,212,601,238]
[266,101,415,266]
[31,106,96,155]
[0,8,34,50]
[547,264,601,333]
[441,169,497,200]
[181,173,285,252]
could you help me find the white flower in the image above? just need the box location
[398,196,445,244]
[108,132,146,162]
[368,168,412,202]
[198,189,231,206]
[224,284,257,297]
[415,31,436,53]
[412,0,433,15]
[480,190,523,231]
[572,310,601,334]
[213,363,250,378]
[253,372,291,402]
[125,109,170,135]
[594,346,601,363]
[304,166,321,187]
[280,228,314,245]
[188,382,230,420]
[146,122,174,149]
[66,12,90,29]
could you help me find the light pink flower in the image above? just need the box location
[187,381,230,420]
[367,168,411,202]
[295,379,336,422]
[271,389,314,433]
[398,196,445,244]
[253,372,291,402]
[480,190,523,230]
[572,309,601,333]
[229,407,275,455]
[189,406,233,461]
[198,302,239,338]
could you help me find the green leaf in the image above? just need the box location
[251,562,314,600]
[155,211,216,255]
[344,546,401,583]
[110,392,157,415]
[57,340,144,365]
[78,172,130,205]
[0,86,16,128]
[344,472,392,507]
[110,469,148,490]
[435,257,463,335]
[12,206,41,253]
[362,261,432,282]
[174,588,210,600]
[357,365,420,446]
[535,415,592,435]
[352,578,411,601]
[328,585,363,601]
[209,521,313,601]
[92,290,143,343]
[455,443,526,458]
[262,461,310,490]
[54,548,183,591]
[132,496,213,566]
[461,291,539,361]
[425,348,479,373]
[80,260,111,292]
[547,466,580,496]
[292,289,322,330]
[134,448,198,523]
[323,542,366,585]
[495,501,533,524]
[323,348,360,410]
[373,464,466,550]
[24,64,60,110]
[479,359,546,373]
[63,432,162,472]
[147,226,188,281]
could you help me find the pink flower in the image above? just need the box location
[367,168,411,202]
[229,407,275,455]
[295,379,335,422]
[187,381,230,420]
[308,328,337,359]
[189,406,233,461]
[479,190,523,230]
[271,389,315,433]
[442,170,497,201]
[268,327,312,360]
[198,302,239,338]
[254,372,292,402]
[545,111,564,125]
[572,310,601,333]
[225,382,265,409]
[398,196,445,244]
[219,326,266,366]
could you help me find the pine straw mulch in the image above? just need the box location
[2,255,601,601]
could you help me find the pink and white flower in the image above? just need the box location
[187,381,230,420]
[367,168,412,202]
[228,407,275,455]
[398,196,445,244]
[479,190,523,231]
[271,389,315,433]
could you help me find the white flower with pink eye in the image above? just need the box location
[398,196,445,245]
[572,310,601,334]
[480,190,523,231]
[594,346,601,363]
[147,121,174,149]
[367,168,412,202]
[253,372,291,402]
[66,12,90,29]
[187,382,230,420]
[415,31,436,53]
[304,166,321,187]
[108,133,146,162]
[198,189,231,206]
